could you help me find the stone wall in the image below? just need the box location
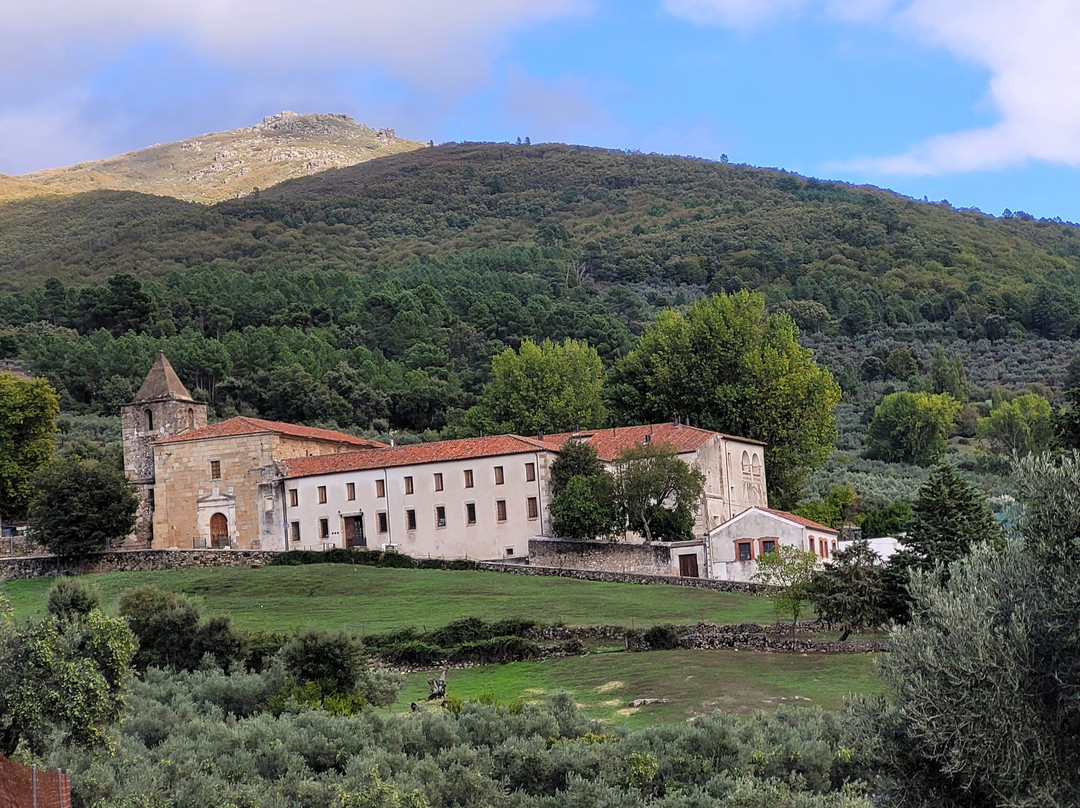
[0,549,279,580]
[528,537,706,577]
[480,560,767,594]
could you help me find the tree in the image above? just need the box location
[865,392,961,466]
[549,440,605,496]
[467,338,606,436]
[605,292,841,507]
[281,629,364,694]
[905,464,1000,572]
[925,346,968,404]
[795,485,857,530]
[0,594,135,756]
[28,458,138,558]
[860,501,911,539]
[118,586,247,672]
[610,443,705,542]
[0,372,59,520]
[752,545,819,640]
[976,393,1055,462]
[549,474,620,541]
[808,541,886,641]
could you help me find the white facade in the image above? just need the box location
[283,450,552,561]
[708,506,838,582]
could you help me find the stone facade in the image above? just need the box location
[528,537,707,577]
[120,352,208,545]
[152,432,372,551]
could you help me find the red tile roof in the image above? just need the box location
[757,507,837,534]
[284,434,560,478]
[545,422,761,462]
[153,416,387,449]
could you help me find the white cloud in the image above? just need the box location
[662,0,811,29]
[668,0,1080,176]
[0,1,591,172]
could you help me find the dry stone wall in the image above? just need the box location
[479,560,767,594]
[0,549,279,580]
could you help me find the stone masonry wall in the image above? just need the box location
[480,560,767,594]
[0,549,279,580]
[529,537,707,577]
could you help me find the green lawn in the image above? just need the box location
[1,565,779,634]
[395,649,883,729]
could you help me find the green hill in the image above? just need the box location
[1,141,1077,460]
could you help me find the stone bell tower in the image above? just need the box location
[120,352,208,545]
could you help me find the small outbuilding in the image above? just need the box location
[707,506,838,582]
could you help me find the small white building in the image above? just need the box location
[708,506,838,582]
[838,535,905,563]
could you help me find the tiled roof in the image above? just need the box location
[545,422,760,462]
[132,352,195,403]
[757,507,837,534]
[284,434,561,478]
[153,416,387,448]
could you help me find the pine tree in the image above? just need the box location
[905,464,1000,572]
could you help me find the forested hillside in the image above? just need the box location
[2,141,1078,505]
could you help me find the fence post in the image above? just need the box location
[32,763,38,808]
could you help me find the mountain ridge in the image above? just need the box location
[6,111,427,204]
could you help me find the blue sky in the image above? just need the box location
[3,0,1078,222]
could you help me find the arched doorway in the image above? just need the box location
[210,512,229,548]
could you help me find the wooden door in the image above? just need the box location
[678,553,699,578]
[343,515,365,548]
[210,513,229,548]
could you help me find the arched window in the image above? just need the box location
[144,409,154,431]
[751,452,762,477]
[187,408,195,429]
[741,450,751,475]
[210,513,229,548]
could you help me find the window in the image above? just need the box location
[263,497,273,512]
[525,462,536,482]
[809,537,815,553]
[210,460,221,480]
[761,539,776,555]
[288,488,298,507]
[434,473,443,491]
[291,522,301,542]
[737,541,752,561]
[404,476,414,495]
[406,509,417,531]
[148,488,155,511]
[464,469,474,488]
[494,466,504,485]
[741,451,751,475]
[376,479,385,498]
[187,407,195,429]
[319,518,329,539]
[318,486,327,504]
[435,506,447,527]
[346,482,355,501]
[505,547,515,557]
[496,500,507,521]
[526,497,539,520]
[145,409,154,431]
[466,503,477,524]
[377,512,388,533]
[751,453,763,477]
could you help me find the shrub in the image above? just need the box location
[46,577,100,621]
[281,629,363,694]
[452,636,540,664]
[642,623,682,650]
[379,640,444,667]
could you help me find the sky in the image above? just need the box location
[3,0,1079,222]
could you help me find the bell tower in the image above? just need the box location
[120,352,208,545]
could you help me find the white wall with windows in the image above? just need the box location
[283,452,551,560]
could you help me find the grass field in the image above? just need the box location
[395,649,883,729]
[1,565,780,634]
